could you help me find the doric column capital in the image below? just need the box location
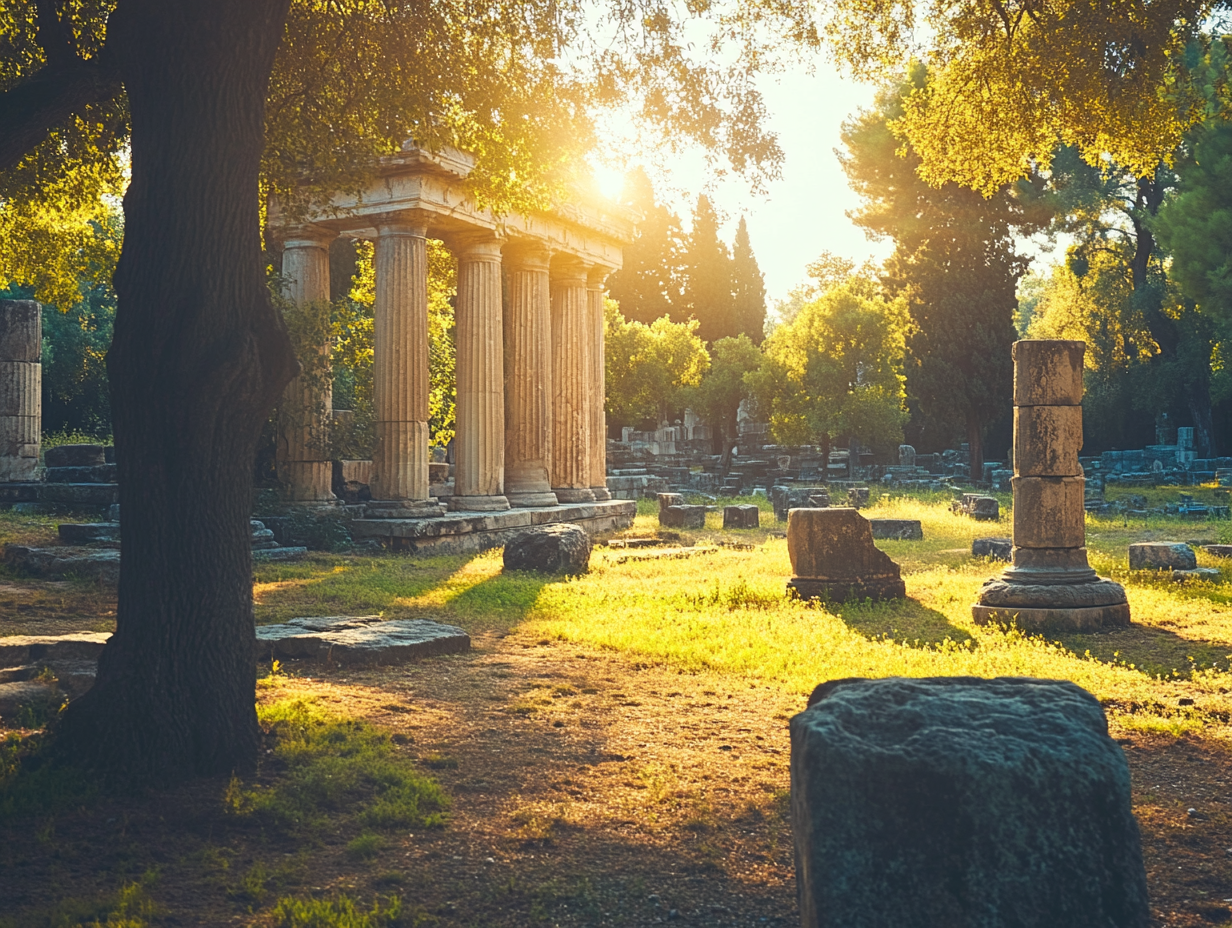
[374,219,428,239]
[503,241,553,271]
[449,233,504,262]
[587,264,615,290]
[281,223,337,251]
[550,256,591,285]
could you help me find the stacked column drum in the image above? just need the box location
[973,340,1130,631]
[0,301,40,482]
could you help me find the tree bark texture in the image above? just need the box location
[54,0,297,783]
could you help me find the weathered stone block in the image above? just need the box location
[256,616,469,665]
[57,522,119,545]
[0,632,110,666]
[847,487,870,508]
[969,496,1000,520]
[1013,339,1085,406]
[1011,477,1084,547]
[4,544,120,583]
[869,519,923,540]
[503,523,592,574]
[790,676,1149,928]
[1128,541,1196,570]
[1014,405,1083,476]
[657,492,684,512]
[787,508,905,601]
[898,444,916,467]
[43,443,106,468]
[1173,567,1220,581]
[1201,544,1232,558]
[774,486,828,521]
[660,504,706,529]
[723,504,760,529]
[972,537,1013,561]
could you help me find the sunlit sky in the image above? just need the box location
[593,61,895,309]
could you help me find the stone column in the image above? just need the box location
[367,221,440,517]
[550,261,595,503]
[451,237,510,511]
[503,245,558,508]
[973,340,1129,631]
[278,226,336,502]
[587,267,611,501]
[0,300,40,482]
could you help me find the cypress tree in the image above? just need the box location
[681,194,736,344]
[606,168,686,324]
[730,216,767,343]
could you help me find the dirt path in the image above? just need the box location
[3,630,1231,926]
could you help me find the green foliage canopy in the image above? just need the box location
[604,301,710,428]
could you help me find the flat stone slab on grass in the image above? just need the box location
[869,519,923,540]
[1173,567,1221,582]
[0,680,60,722]
[57,522,119,545]
[252,546,308,562]
[790,676,1149,928]
[972,537,1013,561]
[0,632,110,666]
[1201,545,1232,558]
[4,544,120,583]
[1129,542,1196,570]
[256,616,470,666]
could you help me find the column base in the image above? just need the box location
[590,486,612,501]
[448,495,511,512]
[972,602,1131,633]
[553,487,596,503]
[507,490,559,508]
[365,499,443,519]
[787,576,906,603]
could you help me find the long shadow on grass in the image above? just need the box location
[441,567,553,633]
[830,597,974,648]
[1051,623,1232,678]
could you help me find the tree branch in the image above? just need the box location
[0,54,122,173]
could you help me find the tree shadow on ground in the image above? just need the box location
[440,567,554,634]
[829,597,974,647]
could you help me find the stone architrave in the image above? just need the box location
[973,340,1129,631]
[587,266,612,500]
[451,237,510,511]
[549,261,595,503]
[368,221,439,517]
[503,245,559,508]
[0,300,41,482]
[277,226,336,502]
[787,508,906,602]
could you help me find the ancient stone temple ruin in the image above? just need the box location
[273,146,636,549]
[973,340,1130,631]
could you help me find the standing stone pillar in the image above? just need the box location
[587,267,611,501]
[452,237,510,511]
[549,261,595,503]
[278,225,337,502]
[368,221,439,517]
[973,340,1129,630]
[0,301,41,482]
[503,245,559,508]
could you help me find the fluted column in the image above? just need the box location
[503,245,559,508]
[368,221,440,517]
[277,225,336,502]
[451,237,510,511]
[549,261,595,503]
[587,266,612,501]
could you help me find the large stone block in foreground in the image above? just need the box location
[790,676,1149,928]
[503,523,592,574]
[256,616,469,665]
[787,508,905,602]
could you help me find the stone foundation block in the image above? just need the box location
[1013,340,1085,406]
[972,537,1012,561]
[787,508,904,602]
[657,492,684,512]
[1011,477,1084,548]
[723,504,760,529]
[503,523,592,574]
[256,616,469,665]
[43,443,106,468]
[1129,542,1196,570]
[1014,405,1083,476]
[869,519,922,540]
[790,676,1149,928]
[660,504,705,529]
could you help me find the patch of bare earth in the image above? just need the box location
[2,632,1231,926]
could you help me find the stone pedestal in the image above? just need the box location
[278,226,337,502]
[549,262,595,503]
[368,222,439,518]
[0,301,41,482]
[787,508,905,602]
[452,238,509,512]
[587,267,611,500]
[503,246,558,508]
[974,340,1129,631]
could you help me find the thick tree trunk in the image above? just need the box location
[54,0,296,783]
[967,415,984,485]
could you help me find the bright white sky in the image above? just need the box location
[593,60,896,309]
